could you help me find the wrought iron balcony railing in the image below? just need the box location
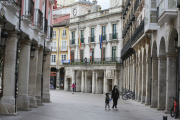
[99,34,106,41]
[24,0,34,20]
[78,38,84,44]
[12,0,21,7]
[109,33,118,40]
[70,39,76,45]
[88,36,96,43]
[121,39,131,57]
[130,10,135,21]
[134,0,139,12]
[62,57,122,66]
[34,9,43,30]
[131,19,144,44]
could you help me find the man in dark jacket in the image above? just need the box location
[111,85,119,110]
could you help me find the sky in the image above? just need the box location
[75,0,109,10]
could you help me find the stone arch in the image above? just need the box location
[157,37,167,110]
[137,50,142,102]
[141,47,146,103]
[151,41,158,108]
[167,28,177,53]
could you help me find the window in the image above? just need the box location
[91,28,95,42]
[72,31,75,44]
[61,54,66,61]
[52,41,56,51]
[80,50,84,62]
[81,30,84,43]
[63,29,66,38]
[150,11,157,23]
[61,40,67,51]
[53,30,56,39]
[51,54,56,65]
[112,24,117,39]
[102,26,106,40]
[112,46,116,61]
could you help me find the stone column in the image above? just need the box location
[135,55,138,100]
[42,51,51,102]
[150,57,158,108]
[17,39,31,111]
[72,70,75,84]
[145,58,151,105]
[36,47,43,105]
[0,31,18,114]
[114,70,118,86]
[92,70,95,94]
[81,70,85,93]
[56,69,60,89]
[85,71,87,93]
[141,57,146,104]
[119,66,123,93]
[123,62,126,92]
[132,54,135,92]
[95,71,98,94]
[103,70,107,94]
[64,70,68,91]
[137,58,142,102]
[165,53,177,113]
[157,56,166,110]
[28,45,39,108]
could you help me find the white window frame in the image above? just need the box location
[61,54,67,65]
[51,54,56,65]
[61,40,67,51]
[52,41,57,51]
[53,30,56,39]
[62,29,66,38]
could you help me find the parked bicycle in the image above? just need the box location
[122,90,135,100]
[170,97,178,119]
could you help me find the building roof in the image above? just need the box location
[53,14,70,27]
[78,0,92,4]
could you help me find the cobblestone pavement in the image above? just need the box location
[0,90,177,120]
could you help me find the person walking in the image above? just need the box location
[105,93,111,110]
[71,83,76,94]
[111,85,119,110]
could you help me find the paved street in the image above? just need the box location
[0,90,177,120]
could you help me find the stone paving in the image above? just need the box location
[0,90,177,120]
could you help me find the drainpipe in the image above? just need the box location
[15,0,22,113]
[57,27,60,88]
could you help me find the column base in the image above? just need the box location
[137,95,141,102]
[29,97,38,108]
[42,93,50,103]
[0,112,19,116]
[164,110,170,114]
[17,95,30,111]
[150,105,157,108]
[0,96,16,114]
[145,98,150,105]
[157,108,165,111]
[141,96,145,103]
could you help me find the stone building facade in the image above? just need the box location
[63,0,124,94]
[121,0,179,113]
[0,0,54,115]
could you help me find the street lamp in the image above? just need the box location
[43,53,47,62]
[1,22,8,49]
[30,45,35,59]
[174,34,178,48]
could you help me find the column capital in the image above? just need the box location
[7,30,19,38]
[45,51,52,55]
[157,55,166,60]
[166,52,177,57]
[20,39,32,45]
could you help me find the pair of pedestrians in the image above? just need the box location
[105,85,119,110]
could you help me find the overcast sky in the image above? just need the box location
[75,0,109,10]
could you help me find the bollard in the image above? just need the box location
[163,116,167,120]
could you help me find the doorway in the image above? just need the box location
[108,79,112,95]
[67,78,72,91]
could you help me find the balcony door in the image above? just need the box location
[72,31,75,44]
[91,28,95,42]
[102,26,106,40]
[80,50,84,62]
[112,46,116,61]
[81,30,84,43]
[112,24,117,39]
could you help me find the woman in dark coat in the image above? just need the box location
[111,85,119,110]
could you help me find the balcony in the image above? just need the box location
[34,9,43,32]
[23,0,34,24]
[122,30,126,38]
[49,0,55,4]
[99,34,107,43]
[134,0,142,16]
[131,19,144,45]
[70,39,76,47]
[62,57,122,66]
[6,0,21,13]
[130,10,135,22]
[80,38,84,44]
[40,17,48,37]
[121,39,133,60]
[88,36,96,43]
[109,33,118,41]
[157,0,178,25]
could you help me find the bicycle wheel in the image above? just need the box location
[175,106,178,119]
[171,106,175,117]
[122,94,128,100]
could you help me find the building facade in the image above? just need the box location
[63,0,123,94]
[51,13,70,90]
[0,0,54,115]
[121,0,180,113]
